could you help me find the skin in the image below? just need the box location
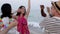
[0,20,17,34]
[47,7,53,17]
[47,7,50,15]
[51,6,60,17]
[40,5,60,34]
[0,0,30,34]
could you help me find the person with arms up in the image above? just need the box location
[16,0,31,34]
[0,0,31,34]
[40,1,60,34]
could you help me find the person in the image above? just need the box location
[0,3,12,30]
[40,1,60,34]
[0,0,31,34]
[16,0,30,34]
[40,5,47,17]
[0,3,17,34]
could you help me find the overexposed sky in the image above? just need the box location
[0,0,58,10]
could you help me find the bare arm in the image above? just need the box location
[12,15,18,19]
[41,9,47,17]
[40,5,47,17]
[1,20,17,34]
[25,0,31,18]
[11,13,18,20]
[47,7,50,14]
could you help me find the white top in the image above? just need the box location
[2,17,9,27]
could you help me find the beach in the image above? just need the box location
[7,25,43,34]
[6,21,43,34]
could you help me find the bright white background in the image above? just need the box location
[0,0,58,27]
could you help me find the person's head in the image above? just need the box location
[16,6,26,16]
[1,3,12,18]
[40,5,45,10]
[51,1,60,16]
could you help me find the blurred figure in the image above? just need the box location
[0,3,17,34]
[0,0,31,34]
[0,3,12,30]
[40,1,60,34]
[47,7,53,17]
[40,5,53,17]
[16,0,30,34]
[40,5,47,17]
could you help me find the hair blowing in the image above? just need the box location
[16,6,26,16]
[1,3,12,18]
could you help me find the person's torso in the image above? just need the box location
[0,17,14,27]
[17,16,28,32]
[17,16,27,25]
[41,17,60,33]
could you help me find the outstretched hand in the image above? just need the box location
[26,0,31,18]
[0,31,7,34]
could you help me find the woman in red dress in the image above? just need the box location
[0,0,30,34]
[16,0,31,34]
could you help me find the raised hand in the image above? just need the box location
[26,0,31,18]
[40,5,47,17]
[40,5,44,10]
[47,7,50,14]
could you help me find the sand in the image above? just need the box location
[0,25,43,34]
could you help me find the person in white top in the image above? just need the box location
[0,3,17,34]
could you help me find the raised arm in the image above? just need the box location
[25,0,31,18]
[0,20,17,34]
[47,7,53,17]
[47,7,50,15]
[11,12,18,20]
[40,5,47,17]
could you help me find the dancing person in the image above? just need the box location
[0,3,12,30]
[40,1,60,34]
[16,0,30,34]
[0,3,17,34]
[0,0,31,34]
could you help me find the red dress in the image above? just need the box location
[17,16,30,34]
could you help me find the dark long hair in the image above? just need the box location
[16,6,26,16]
[40,5,47,17]
[41,9,47,17]
[1,3,12,18]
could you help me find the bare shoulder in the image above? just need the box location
[24,16,28,20]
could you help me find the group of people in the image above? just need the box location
[0,0,30,34]
[0,0,60,34]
